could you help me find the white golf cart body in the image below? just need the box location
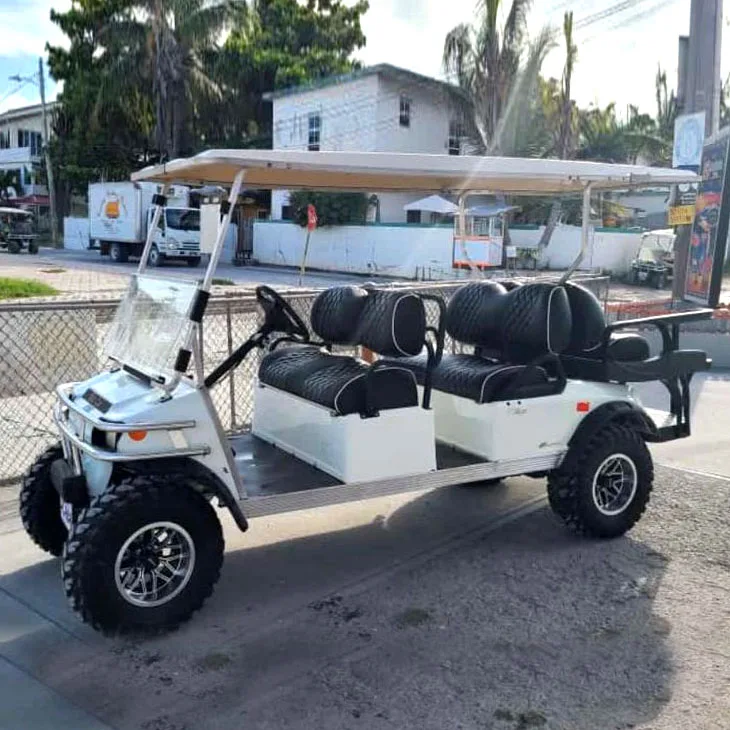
[52,150,705,523]
[42,150,712,633]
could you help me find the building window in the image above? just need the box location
[399,96,411,128]
[31,132,43,157]
[406,210,421,224]
[448,121,463,156]
[308,113,321,151]
[281,205,294,221]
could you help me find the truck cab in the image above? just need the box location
[146,207,202,267]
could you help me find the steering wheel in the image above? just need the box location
[256,285,309,341]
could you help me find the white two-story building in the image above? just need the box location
[0,102,55,198]
[264,64,469,223]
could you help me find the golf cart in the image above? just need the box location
[19,150,710,635]
[0,207,39,254]
[629,229,674,289]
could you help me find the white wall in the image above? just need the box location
[64,216,90,250]
[254,221,454,278]
[511,225,643,274]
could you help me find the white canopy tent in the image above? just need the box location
[403,195,459,215]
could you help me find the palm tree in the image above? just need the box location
[100,0,234,159]
[442,0,554,155]
[537,11,576,250]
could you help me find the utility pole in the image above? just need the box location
[38,58,58,247]
[9,58,58,247]
[673,0,723,298]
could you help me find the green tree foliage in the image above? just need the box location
[199,0,369,149]
[288,191,369,227]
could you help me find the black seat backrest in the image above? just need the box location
[445,281,573,363]
[310,286,426,357]
[563,282,607,353]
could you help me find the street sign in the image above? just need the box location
[668,205,695,226]
[307,204,318,231]
[673,112,706,170]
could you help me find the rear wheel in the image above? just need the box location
[109,242,129,263]
[19,444,67,556]
[547,423,653,538]
[62,476,223,635]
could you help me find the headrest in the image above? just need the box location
[311,286,368,344]
[445,281,507,349]
[310,286,426,357]
[356,290,426,357]
[500,283,572,361]
[564,282,606,353]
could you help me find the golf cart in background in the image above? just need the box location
[0,207,39,254]
[18,150,710,635]
[629,229,675,289]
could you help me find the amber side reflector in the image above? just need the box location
[128,430,148,442]
[576,402,590,413]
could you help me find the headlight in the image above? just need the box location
[166,237,179,249]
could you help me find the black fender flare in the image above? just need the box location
[113,457,249,532]
[569,400,657,454]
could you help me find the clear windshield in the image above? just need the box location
[104,275,198,379]
[166,208,200,231]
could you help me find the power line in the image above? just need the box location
[0,81,30,107]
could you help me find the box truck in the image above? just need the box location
[89,182,202,266]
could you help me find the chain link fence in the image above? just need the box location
[0,275,609,484]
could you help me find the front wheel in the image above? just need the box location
[547,423,653,538]
[62,476,223,635]
[19,443,67,556]
[28,240,39,254]
[8,239,21,254]
[148,245,165,267]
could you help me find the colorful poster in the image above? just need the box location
[684,136,730,306]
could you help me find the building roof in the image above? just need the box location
[132,149,699,196]
[0,101,57,124]
[262,63,464,102]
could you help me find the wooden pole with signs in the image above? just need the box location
[299,204,317,286]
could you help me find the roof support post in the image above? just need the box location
[137,184,170,275]
[559,183,593,284]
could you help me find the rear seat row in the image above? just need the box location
[257,281,704,417]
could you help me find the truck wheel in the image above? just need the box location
[28,240,39,254]
[110,243,129,263]
[186,257,201,268]
[62,476,224,635]
[655,272,666,289]
[19,444,67,556]
[8,240,20,254]
[547,423,653,538]
[148,245,165,267]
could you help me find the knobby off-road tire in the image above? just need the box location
[19,443,67,556]
[62,476,224,635]
[547,423,653,538]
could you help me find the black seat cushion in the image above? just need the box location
[395,353,559,404]
[259,347,418,415]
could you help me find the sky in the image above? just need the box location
[0,0,725,119]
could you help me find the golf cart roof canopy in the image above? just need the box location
[132,150,699,195]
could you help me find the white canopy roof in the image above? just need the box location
[132,149,698,195]
[403,195,458,214]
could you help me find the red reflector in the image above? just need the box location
[577,402,590,413]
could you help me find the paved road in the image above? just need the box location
[0,367,727,730]
[1,247,395,290]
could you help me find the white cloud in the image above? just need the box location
[0,0,72,58]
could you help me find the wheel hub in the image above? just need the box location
[591,454,638,517]
[114,521,196,608]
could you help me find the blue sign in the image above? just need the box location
[673,112,706,170]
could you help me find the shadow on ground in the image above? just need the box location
[2,481,673,730]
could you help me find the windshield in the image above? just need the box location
[166,208,200,231]
[104,275,198,379]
